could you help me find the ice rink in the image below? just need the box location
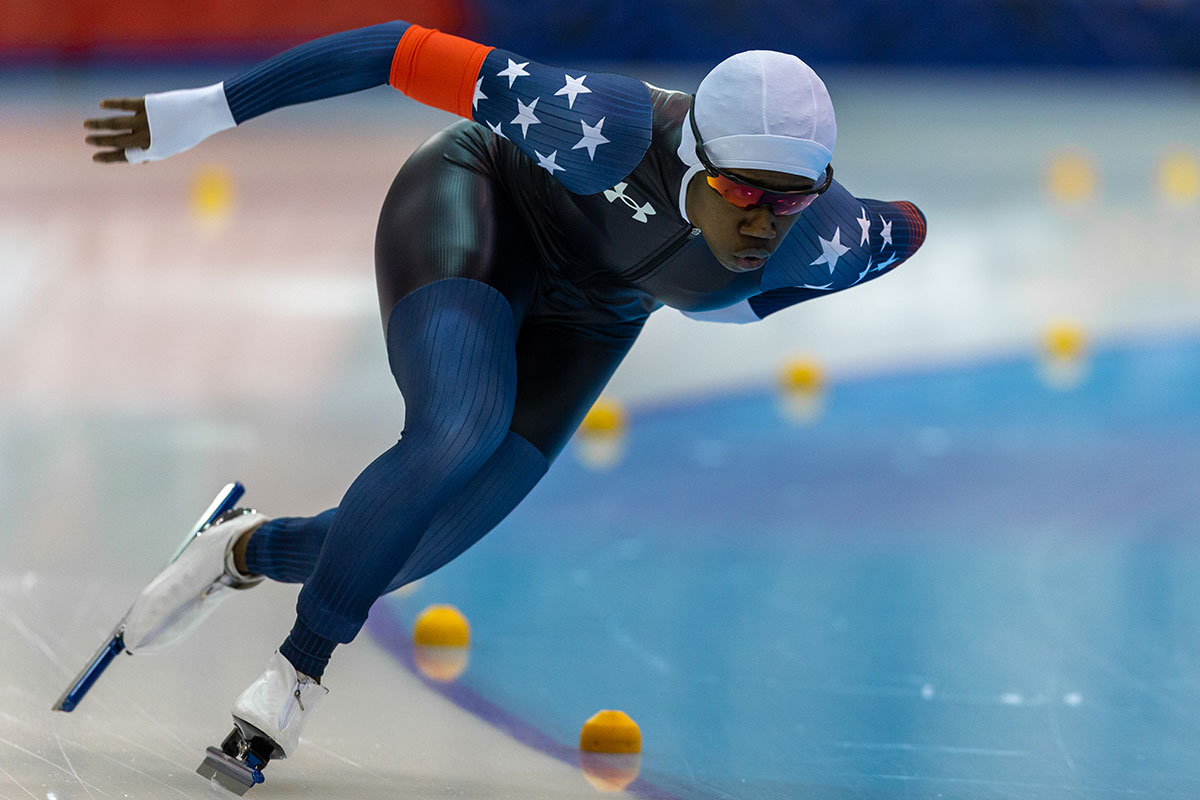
[2,64,1199,798]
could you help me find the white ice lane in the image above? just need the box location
[0,575,632,799]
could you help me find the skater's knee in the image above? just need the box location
[402,402,512,466]
[385,279,519,402]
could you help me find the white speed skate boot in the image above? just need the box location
[196,650,329,794]
[122,508,269,654]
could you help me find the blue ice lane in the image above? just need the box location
[384,336,1200,799]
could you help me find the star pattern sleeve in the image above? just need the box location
[744,185,926,321]
[468,48,653,194]
[221,22,652,195]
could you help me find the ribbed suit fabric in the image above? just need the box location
[244,430,547,589]
[223,21,409,125]
[385,430,547,589]
[245,511,333,584]
[279,278,519,679]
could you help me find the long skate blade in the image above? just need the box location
[168,482,245,565]
[53,482,244,713]
[52,631,124,712]
[197,746,263,795]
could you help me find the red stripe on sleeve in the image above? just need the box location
[894,201,927,254]
[389,24,493,119]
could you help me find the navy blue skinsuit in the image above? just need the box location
[208,20,928,677]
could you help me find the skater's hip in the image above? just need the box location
[373,121,543,330]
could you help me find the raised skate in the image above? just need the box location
[122,506,268,654]
[52,482,263,712]
[197,650,328,794]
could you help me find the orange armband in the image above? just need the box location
[389,24,493,119]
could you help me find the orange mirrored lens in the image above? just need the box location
[706,175,817,216]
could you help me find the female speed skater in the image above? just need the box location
[83,19,926,785]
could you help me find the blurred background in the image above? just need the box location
[2,2,1200,799]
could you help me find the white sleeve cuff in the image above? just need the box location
[679,299,760,324]
[125,82,236,164]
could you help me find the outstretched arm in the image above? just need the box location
[83,21,653,194]
[84,21,409,164]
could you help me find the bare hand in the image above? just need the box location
[84,98,149,163]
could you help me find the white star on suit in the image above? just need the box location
[497,59,530,88]
[472,78,487,110]
[811,227,851,274]
[511,97,541,138]
[535,150,564,175]
[857,207,871,245]
[879,216,894,248]
[555,74,591,109]
[486,120,507,140]
[572,117,609,160]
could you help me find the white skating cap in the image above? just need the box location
[679,50,837,182]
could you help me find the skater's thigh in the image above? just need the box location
[510,313,647,462]
[374,121,539,327]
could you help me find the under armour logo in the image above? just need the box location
[603,182,656,223]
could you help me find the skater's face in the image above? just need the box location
[686,168,815,273]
